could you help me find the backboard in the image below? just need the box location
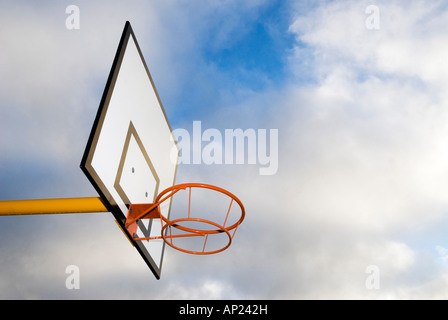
[81,21,179,279]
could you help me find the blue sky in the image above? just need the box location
[202,1,295,89]
[157,0,297,123]
[2,0,448,299]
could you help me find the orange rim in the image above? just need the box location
[156,183,245,233]
[161,218,232,255]
[129,183,245,255]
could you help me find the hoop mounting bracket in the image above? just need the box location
[125,203,161,238]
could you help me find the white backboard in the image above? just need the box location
[81,21,179,279]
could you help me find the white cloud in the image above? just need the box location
[263,0,448,298]
[280,74,448,232]
[163,0,448,299]
[290,0,448,85]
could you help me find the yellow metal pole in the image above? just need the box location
[0,197,109,216]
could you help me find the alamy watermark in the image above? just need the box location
[365,265,380,290]
[171,121,278,176]
[365,5,380,30]
[65,5,80,30]
[65,265,80,290]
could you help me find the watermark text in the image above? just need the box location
[66,5,80,30]
[365,265,380,290]
[172,121,278,175]
[65,265,80,289]
[365,5,380,30]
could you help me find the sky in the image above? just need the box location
[2,0,448,299]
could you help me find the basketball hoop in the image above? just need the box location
[124,183,245,255]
